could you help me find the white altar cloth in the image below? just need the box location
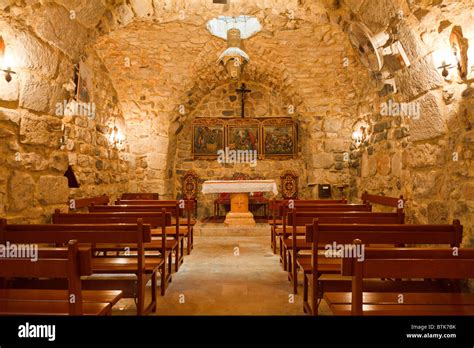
[201,180,278,195]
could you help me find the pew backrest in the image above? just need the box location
[113,200,195,216]
[287,211,405,227]
[121,193,159,200]
[87,205,182,234]
[1,218,152,245]
[280,204,371,216]
[306,220,462,247]
[342,245,474,315]
[361,191,404,213]
[53,210,172,229]
[0,240,91,315]
[303,219,463,315]
[69,195,110,210]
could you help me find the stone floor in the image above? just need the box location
[112,234,332,316]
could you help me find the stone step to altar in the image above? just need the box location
[194,221,270,237]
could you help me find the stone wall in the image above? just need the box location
[90,2,375,204]
[1,0,471,243]
[172,81,309,217]
[64,47,133,204]
[0,4,133,222]
[331,0,474,247]
[0,17,72,223]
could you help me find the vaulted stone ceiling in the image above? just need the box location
[0,0,473,241]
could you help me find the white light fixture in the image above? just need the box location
[352,120,369,146]
[381,41,411,69]
[433,46,457,79]
[347,21,389,72]
[217,29,249,79]
[346,21,411,72]
[207,16,261,79]
[207,16,262,40]
[0,35,16,83]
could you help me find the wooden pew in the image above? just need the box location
[88,203,188,263]
[114,199,197,227]
[53,209,178,280]
[268,199,360,253]
[361,191,404,212]
[303,219,463,315]
[121,193,159,200]
[0,219,161,315]
[325,245,474,315]
[0,240,121,315]
[68,194,109,211]
[283,210,405,294]
[91,202,193,257]
[275,204,373,265]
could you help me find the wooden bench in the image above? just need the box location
[274,204,373,264]
[114,199,197,227]
[53,209,177,281]
[283,210,405,294]
[68,194,110,211]
[121,193,159,200]
[0,219,161,315]
[269,199,348,252]
[0,240,122,315]
[361,191,404,212]
[89,203,189,261]
[325,246,474,315]
[303,219,463,315]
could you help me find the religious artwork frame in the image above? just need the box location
[261,118,296,159]
[280,170,299,199]
[191,118,297,159]
[226,119,261,158]
[181,170,200,200]
[192,119,226,159]
[76,59,92,103]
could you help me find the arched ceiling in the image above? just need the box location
[1,0,471,136]
[90,13,368,130]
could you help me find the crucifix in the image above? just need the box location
[236,83,251,118]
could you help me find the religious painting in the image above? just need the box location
[192,118,296,160]
[262,118,296,158]
[192,119,225,158]
[77,60,92,103]
[226,119,260,155]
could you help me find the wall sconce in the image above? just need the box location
[437,61,454,78]
[0,35,16,83]
[433,26,468,81]
[352,122,369,146]
[450,26,468,78]
[108,126,125,148]
[433,45,456,80]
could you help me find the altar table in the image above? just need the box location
[202,180,278,226]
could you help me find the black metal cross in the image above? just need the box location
[236,83,251,118]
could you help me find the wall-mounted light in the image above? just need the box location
[437,61,453,78]
[0,35,16,83]
[352,121,369,146]
[433,26,468,81]
[434,47,455,79]
[108,126,125,149]
[450,26,469,78]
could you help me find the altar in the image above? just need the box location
[202,180,278,226]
